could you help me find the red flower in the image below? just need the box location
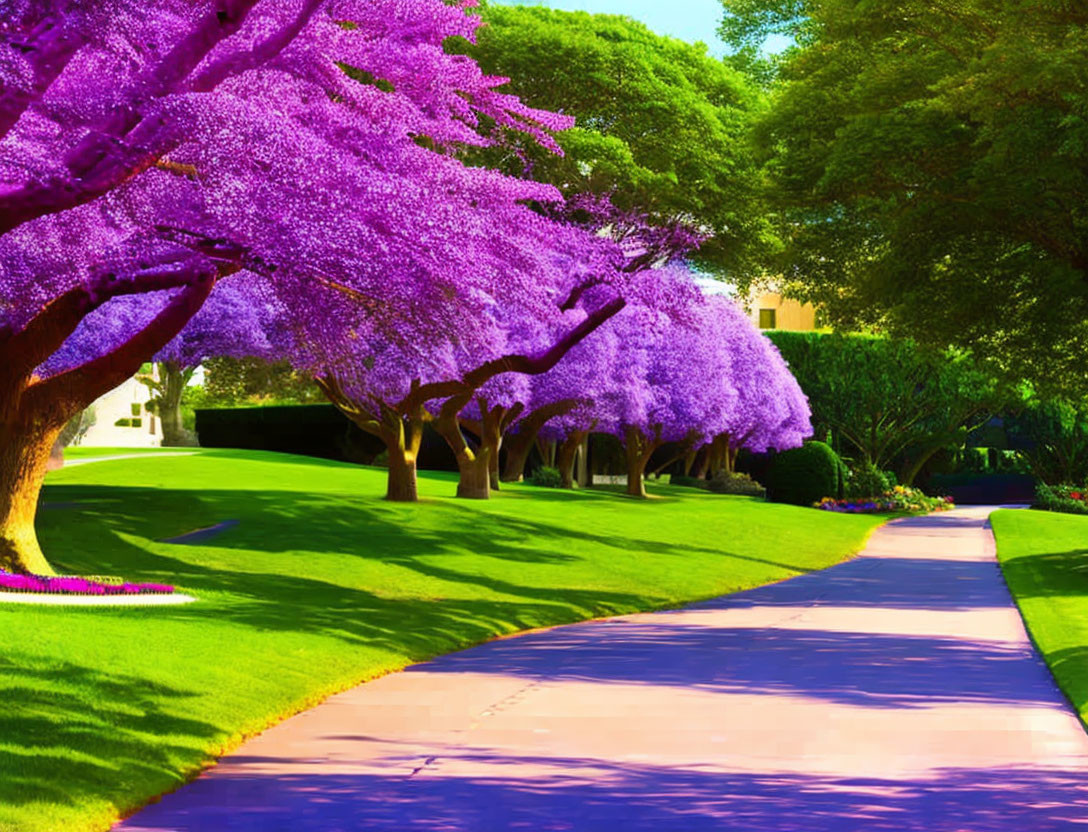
[1071,492,1083,500]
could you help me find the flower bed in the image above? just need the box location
[0,571,174,596]
[816,485,954,514]
[1034,484,1088,516]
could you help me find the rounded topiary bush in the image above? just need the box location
[845,462,896,499]
[767,441,846,507]
[707,471,766,497]
[528,465,563,488]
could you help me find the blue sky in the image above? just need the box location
[491,1,791,57]
[492,0,727,54]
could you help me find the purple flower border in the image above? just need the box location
[0,571,175,596]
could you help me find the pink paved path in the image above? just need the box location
[119,507,1088,831]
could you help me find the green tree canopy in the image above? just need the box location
[768,331,1016,483]
[455,4,776,281]
[722,0,1088,393]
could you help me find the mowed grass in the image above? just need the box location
[1,449,884,832]
[992,509,1088,730]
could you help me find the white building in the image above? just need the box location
[75,375,162,448]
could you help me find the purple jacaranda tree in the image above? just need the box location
[0,0,602,573]
[313,231,626,502]
[312,199,700,502]
[441,372,531,494]
[698,296,813,478]
[498,326,616,486]
[529,323,627,489]
[535,275,813,498]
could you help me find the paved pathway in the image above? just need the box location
[64,452,197,467]
[119,507,1088,831]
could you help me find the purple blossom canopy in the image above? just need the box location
[0,0,617,384]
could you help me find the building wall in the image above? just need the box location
[75,376,161,448]
[748,291,817,332]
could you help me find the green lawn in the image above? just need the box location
[992,509,1088,731]
[1,449,884,832]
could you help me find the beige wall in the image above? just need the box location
[748,292,817,332]
[76,376,161,448]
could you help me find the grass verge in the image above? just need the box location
[1,449,884,832]
[991,508,1088,732]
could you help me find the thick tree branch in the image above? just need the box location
[26,271,217,415]
[462,296,626,389]
[187,0,325,92]
[2,251,240,381]
[0,0,262,235]
[511,398,586,435]
[0,13,82,140]
[401,295,625,413]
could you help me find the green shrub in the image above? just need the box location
[845,463,895,499]
[767,331,1013,479]
[528,465,563,488]
[1007,400,1088,485]
[768,441,846,507]
[707,471,766,497]
[670,474,709,490]
[1034,483,1088,516]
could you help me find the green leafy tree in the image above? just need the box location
[200,357,324,408]
[457,4,776,280]
[1007,398,1088,485]
[769,332,1015,483]
[137,362,197,447]
[722,0,1088,393]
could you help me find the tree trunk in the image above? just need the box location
[500,399,584,483]
[557,430,587,489]
[682,448,697,477]
[456,453,492,500]
[489,442,501,492]
[623,426,662,498]
[502,432,533,483]
[0,275,215,575]
[382,411,425,503]
[385,444,419,502]
[726,443,740,475]
[625,437,647,497]
[435,397,505,500]
[693,446,710,480]
[318,377,427,504]
[158,361,189,446]
[0,416,62,575]
[535,437,557,468]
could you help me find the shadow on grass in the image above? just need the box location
[35,484,697,658]
[40,484,714,562]
[1000,548,1088,598]
[36,483,818,648]
[0,654,218,810]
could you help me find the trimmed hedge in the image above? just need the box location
[195,405,457,470]
[927,472,1036,505]
[768,441,846,507]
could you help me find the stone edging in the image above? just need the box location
[0,592,197,607]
